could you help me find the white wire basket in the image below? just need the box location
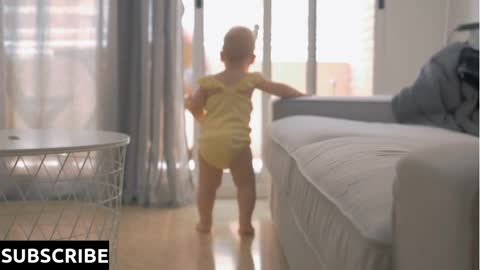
[0,129,129,270]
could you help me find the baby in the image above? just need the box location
[185,26,304,236]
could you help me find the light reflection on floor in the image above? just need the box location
[117,200,289,270]
[191,221,265,270]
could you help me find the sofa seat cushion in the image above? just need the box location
[267,116,476,270]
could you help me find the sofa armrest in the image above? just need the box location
[393,142,479,270]
[272,96,395,122]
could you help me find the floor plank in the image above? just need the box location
[117,200,289,270]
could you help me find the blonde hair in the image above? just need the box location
[222,26,256,62]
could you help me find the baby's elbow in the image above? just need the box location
[193,111,204,121]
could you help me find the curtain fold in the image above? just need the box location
[117,0,195,206]
[162,0,194,206]
[0,1,6,127]
[0,0,194,207]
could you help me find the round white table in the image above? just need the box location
[0,129,129,269]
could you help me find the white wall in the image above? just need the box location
[447,0,479,32]
[374,0,478,95]
[374,0,449,95]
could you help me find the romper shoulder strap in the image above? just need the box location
[198,76,224,90]
[234,72,264,92]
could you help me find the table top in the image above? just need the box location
[0,129,130,156]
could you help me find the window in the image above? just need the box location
[316,0,374,96]
[271,0,308,93]
[3,0,98,54]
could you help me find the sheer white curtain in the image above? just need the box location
[0,0,194,207]
[0,0,117,129]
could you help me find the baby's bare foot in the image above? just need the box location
[196,223,211,233]
[238,225,255,237]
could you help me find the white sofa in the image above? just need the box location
[264,96,479,270]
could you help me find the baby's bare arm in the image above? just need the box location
[256,79,305,98]
[185,87,207,120]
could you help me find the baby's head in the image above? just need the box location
[221,26,256,68]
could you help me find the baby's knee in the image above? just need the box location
[212,179,222,190]
[234,177,255,190]
[198,180,221,195]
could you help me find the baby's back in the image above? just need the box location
[197,72,263,169]
[198,73,261,139]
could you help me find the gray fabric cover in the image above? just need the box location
[392,42,479,136]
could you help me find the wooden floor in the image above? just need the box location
[117,200,289,270]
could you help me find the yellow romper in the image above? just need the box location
[198,72,263,169]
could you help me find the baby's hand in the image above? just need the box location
[184,94,193,110]
[281,92,307,99]
[184,88,206,120]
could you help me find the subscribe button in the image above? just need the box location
[0,241,109,269]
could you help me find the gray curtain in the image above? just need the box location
[117,0,194,207]
[0,2,5,128]
[0,0,194,207]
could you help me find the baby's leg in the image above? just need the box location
[230,147,256,236]
[196,155,222,233]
